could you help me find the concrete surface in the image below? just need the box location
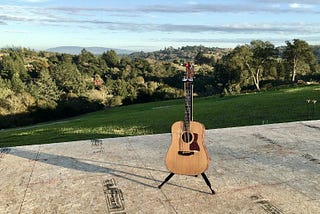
[0,120,319,213]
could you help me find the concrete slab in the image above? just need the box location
[1,120,319,213]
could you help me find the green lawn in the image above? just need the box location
[1,85,319,148]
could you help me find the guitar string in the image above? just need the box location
[185,81,192,151]
[181,65,193,152]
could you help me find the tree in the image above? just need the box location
[0,55,15,79]
[74,49,101,76]
[247,40,278,90]
[51,61,87,96]
[0,77,12,99]
[30,69,62,109]
[0,77,13,114]
[102,50,119,68]
[195,52,215,66]
[0,55,27,92]
[214,57,243,94]
[283,39,317,82]
[219,40,278,91]
[11,72,27,93]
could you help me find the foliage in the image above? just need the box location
[0,40,319,128]
[283,39,318,82]
[313,45,320,64]
[129,45,230,63]
[30,69,62,109]
[215,40,279,92]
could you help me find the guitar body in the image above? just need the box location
[165,120,210,175]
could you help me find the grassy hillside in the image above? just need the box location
[1,85,319,148]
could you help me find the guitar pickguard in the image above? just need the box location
[189,133,200,151]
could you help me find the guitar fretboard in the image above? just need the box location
[184,81,193,131]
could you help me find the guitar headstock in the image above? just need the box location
[182,62,194,82]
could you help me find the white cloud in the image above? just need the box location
[290,3,301,8]
[2,30,29,34]
[289,3,314,9]
[187,1,199,5]
[1,3,319,35]
[19,0,49,2]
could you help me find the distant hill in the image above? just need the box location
[46,46,134,55]
[128,45,319,64]
[129,45,232,62]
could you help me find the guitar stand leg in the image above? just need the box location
[158,173,216,195]
[158,173,175,189]
[201,173,215,194]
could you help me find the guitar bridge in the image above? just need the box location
[178,151,195,156]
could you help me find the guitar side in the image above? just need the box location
[165,121,210,175]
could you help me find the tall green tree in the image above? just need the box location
[31,69,62,109]
[219,40,278,91]
[283,39,317,82]
[102,50,120,68]
[195,52,215,66]
[74,49,101,76]
[0,77,13,114]
[0,55,27,92]
[249,40,278,90]
[51,61,87,96]
[214,53,245,94]
[0,55,15,79]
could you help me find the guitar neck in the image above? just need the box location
[184,81,193,131]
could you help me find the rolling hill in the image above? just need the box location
[46,46,134,55]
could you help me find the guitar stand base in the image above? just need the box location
[158,172,215,194]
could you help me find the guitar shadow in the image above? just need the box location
[8,148,213,195]
[78,158,168,173]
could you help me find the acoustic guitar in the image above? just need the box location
[165,62,210,176]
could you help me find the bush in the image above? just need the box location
[56,96,104,117]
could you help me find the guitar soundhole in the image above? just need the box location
[181,132,194,143]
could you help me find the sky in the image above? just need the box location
[0,0,319,52]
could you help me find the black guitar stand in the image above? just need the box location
[158,172,216,194]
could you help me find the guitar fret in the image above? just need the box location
[184,81,193,131]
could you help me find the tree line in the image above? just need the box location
[0,39,319,128]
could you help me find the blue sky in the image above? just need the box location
[0,0,319,52]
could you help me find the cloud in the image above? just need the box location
[19,0,49,2]
[290,3,301,8]
[289,3,313,9]
[257,0,319,4]
[1,2,317,31]
[138,2,320,14]
[159,35,320,47]
[289,3,303,8]
[48,2,319,14]
[65,20,320,35]
[48,6,134,15]
[1,3,319,36]
[2,30,29,33]
[1,4,319,35]
[151,22,320,34]
[255,0,318,11]
[0,14,33,22]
